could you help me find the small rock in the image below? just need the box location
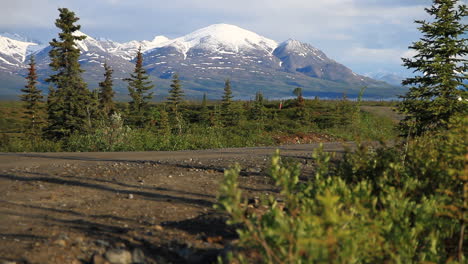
[92,254,109,264]
[53,239,67,247]
[127,194,134,199]
[153,225,163,231]
[132,248,146,264]
[246,167,262,173]
[74,236,85,245]
[104,249,132,264]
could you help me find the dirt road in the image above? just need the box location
[0,143,349,264]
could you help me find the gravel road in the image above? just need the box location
[0,142,350,264]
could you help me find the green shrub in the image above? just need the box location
[216,118,467,263]
[0,133,62,152]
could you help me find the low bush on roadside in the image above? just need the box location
[216,117,467,263]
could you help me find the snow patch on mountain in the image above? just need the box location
[278,39,325,60]
[72,31,110,53]
[0,34,41,65]
[165,24,278,57]
[111,35,171,60]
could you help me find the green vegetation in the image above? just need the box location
[398,0,467,136]
[125,47,154,128]
[0,7,399,152]
[20,55,43,138]
[0,98,398,152]
[46,8,92,138]
[1,1,466,262]
[166,73,184,134]
[98,63,116,117]
[215,1,467,262]
[216,117,467,263]
[221,78,239,127]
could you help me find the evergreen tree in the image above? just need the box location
[398,0,467,136]
[210,104,221,127]
[125,47,154,127]
[98,63,115,117]
[85,89,100,130]
[166,73,185,134]
[20,56,44,137]
[292,87,308,123]
[221,78,238,126]
[199,93,210,124]
[335,93,353,126]
[46,8,91,138]
[252,91,265,122]
[46,86,60,135]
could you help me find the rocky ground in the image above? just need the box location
[0,143,349,264]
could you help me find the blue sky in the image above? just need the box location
[1,0,465,75]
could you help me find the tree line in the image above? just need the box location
[20,0,467,143]
[20,8,257,141]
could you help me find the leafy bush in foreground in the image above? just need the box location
[216,117,467,263]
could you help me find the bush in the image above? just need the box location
[66,113,133,151]
[215,117,467,263]
[0,133,62,152]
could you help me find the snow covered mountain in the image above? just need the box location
[0,33,44,72]
[110,35,171,60]
[0,24,399,98]
[165,24,277,56]
[140,24,388,96]
[30,31,135,89]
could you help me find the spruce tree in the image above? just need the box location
[398,0,467,136]
[252,91,265,122]
[125,47,154,127]
[199,93,210,124]
[98,63,115,117]
[46,86,60,134]
[20,56,44,137]
[46,8,91,138]
[85,89,100,129]
[221,78,238,126]
[210,105,221,127]
[166,73,185,134]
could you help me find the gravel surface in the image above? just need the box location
[0,143,350,264]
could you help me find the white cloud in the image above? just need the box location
[347,47,416,64]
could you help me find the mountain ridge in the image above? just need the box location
[0,24,403,99]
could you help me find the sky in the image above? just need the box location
[1,0,466,76]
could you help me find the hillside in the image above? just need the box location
[0,25,404,99]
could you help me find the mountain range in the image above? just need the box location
[0,24,404,99]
